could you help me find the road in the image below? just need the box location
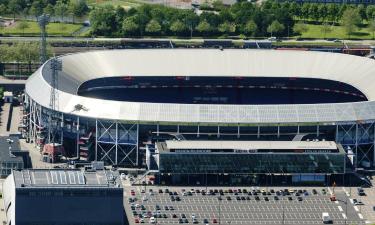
[1,36,375,46]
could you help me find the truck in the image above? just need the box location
[322,212,332,224]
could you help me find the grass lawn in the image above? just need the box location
[87,0,144,9]
[0,21,83,36]
[299,23,375,40]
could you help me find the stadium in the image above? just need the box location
[23,49,375,185]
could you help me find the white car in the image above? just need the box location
[149,217,156,224]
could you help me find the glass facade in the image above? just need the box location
[158,152,345,174]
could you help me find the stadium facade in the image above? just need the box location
[23,49,375,178]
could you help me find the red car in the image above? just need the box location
[135,218,139,223]
[213,218,218,223]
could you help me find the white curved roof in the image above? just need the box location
[25,49,375,124]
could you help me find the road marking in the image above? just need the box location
[354,206,359,212]
[358,213,363,219]
[328,187,333,195]
[335,201,339,204]
[338,206,343,212]
[349,199,354,204]
[342,213,347,219]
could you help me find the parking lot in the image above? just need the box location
[123,186,363,225]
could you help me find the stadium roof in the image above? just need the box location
[25,49,375,124]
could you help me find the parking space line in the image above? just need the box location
[342,213,347,219]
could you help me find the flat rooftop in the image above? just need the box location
[0,136,23,163]
[157,140,344,153]
[12,169,122,189]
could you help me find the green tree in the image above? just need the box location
[318,4,327,22]
[368,20,375,39]
[7,0,22,19]
[212,0,224,11]
[54,0,68,22]
[170,20,187,35]
[366,5,375,21]
[29,0,44,19]
[267,20,285,37]
[145,19,161,34]
[89,5,117,36]
[301,3,310,21]
[341,8,361,38]
[16,20,29,35]
[309,3,319,21]
[218,21,235,34]
[293,21,308,37]
[44,4,55,17]
[357,4,366,21]
[0,4,7,16]
[68,0,88,23]
[321,22,332,39]
[122,17,139,35]
[243,20,257,36]
[327,4,339,22]
[195,19,211,36]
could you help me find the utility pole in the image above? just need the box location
[38,14,49,65]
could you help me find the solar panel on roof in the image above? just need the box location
[50,171,58,184]
[59,171,67,184]
[68,171,76,184]
[77,171,85,184]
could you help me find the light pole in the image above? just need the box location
[218,197,222,225]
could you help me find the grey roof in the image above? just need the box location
[25,49,375,125]
[0,136,23,163]
[12,169,122,188]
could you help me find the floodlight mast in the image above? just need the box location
[38,14,49,64]
[48,57,62,145]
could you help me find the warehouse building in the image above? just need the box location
[2,169,124,225]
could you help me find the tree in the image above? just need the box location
[212,0,224,11]
[7,0,22,19]
[366,5,375,21]
[195,19,211,36]
[327,4,339,22]
[341,8,361,38]
[321,22,332,39]
[89,5,117,36]
[16,20,29,35]
[145,19,161,34]
[29,0,44,19]
[357,4,366,22]
[68,0,88,23]
[54,0,68,22]
[170,20,187,35]
[0,4,7,16]
[267,20,285,37]
[369,20,375,39]
[317,4,327,22]
[301,3,310,21]
[218,21,235,34]
[122,17,139,35]
[44,4,55,17]
[243,20,257,36]
[293,21,308,37]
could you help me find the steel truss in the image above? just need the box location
[95,120,139,166]
[336,121,375,168]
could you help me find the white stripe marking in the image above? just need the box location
[342,213,347,219]
[338,206,343,212]
[358,213,363,219]
[354,206,359,212]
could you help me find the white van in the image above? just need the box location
[322,212,332,224]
